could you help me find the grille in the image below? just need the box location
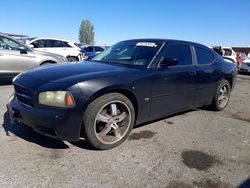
[14,85,33,107]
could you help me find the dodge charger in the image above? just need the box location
[7,39,237,149]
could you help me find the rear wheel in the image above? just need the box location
[83,93,135,150]
[209,79,231,111]
[67,56,78,62]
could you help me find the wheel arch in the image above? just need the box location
[40,60,57,66]
[79,87,139,138]
[89,88,139,120]
[223,76,233,88]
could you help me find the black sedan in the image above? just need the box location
[7,39,237,149]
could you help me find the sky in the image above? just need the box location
[0,0,249,46]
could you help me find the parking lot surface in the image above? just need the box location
[0,74,249,188]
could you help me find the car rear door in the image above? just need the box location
[193,45,220,105]
[149,42,197,120]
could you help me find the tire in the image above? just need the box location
[67,56,78,62]
[209,79,231,111]
[83,93,135,150]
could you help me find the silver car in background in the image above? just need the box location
[239,59,250,73]
[0,33,67,80]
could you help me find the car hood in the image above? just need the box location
[24,61,137,83]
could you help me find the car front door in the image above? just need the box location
[149,43,197,120]
[0,36,35,77]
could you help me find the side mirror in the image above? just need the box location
[18,47,28,54]
[159,57,179,68]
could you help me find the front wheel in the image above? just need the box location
[209,79,231,111]
[83,93,135,150]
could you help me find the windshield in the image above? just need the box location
[93,41,163,67]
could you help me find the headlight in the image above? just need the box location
[39,91,75,108]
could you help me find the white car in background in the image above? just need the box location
[26,38,83,62]
[211,46,237,63]
[221,47,237,63]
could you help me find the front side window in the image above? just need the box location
[195,47,214,65]
[32,40,46,48]
[0,36,22,51]
[164,44,192,66]
[93,41,163,67]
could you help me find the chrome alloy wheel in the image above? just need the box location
[218,84,230,109]
[94,100,132,145]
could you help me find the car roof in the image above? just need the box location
[120,38,210,49]
[29,37,75,43]
[0,33,14,38]
[84,45,104,48]
[221,47,233,49]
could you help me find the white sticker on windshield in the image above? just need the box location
[136,42,157,47]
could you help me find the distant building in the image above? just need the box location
[232,47,250,55]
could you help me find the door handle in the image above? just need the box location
[189,71,196,76]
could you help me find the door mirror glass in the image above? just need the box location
[159,57,179,68]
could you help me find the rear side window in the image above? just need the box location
[195,47,214,65]
[62,41,71,47]
[46,40,70,48]
[32,40,46,48]
[84,46,94,52]
[164,44,192,66]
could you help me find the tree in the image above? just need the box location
[79,19,95,45]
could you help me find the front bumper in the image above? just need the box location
[7,95,83,141]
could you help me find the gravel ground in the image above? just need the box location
[0,74,249,188]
